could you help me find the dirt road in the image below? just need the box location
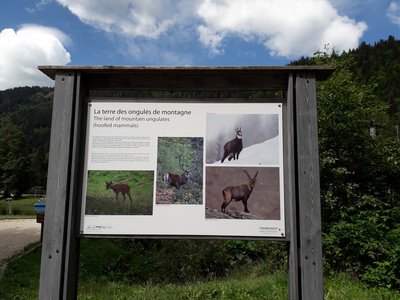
[0,219,41,261]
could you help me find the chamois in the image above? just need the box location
[221,127,243,163]
[221,170,258,213]
[164,157,195,189]
[105,181,132,206]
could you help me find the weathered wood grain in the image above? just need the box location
[39,73,80,300]
[285,74,300,300]
[295,73,324,300]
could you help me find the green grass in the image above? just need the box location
[78,271,288,300]
[325,274,400,300]
[0,243,41,300]
[1,246,399,300]
[0,197,42,219]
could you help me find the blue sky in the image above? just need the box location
[0,0,399,90]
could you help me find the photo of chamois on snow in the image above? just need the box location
[205,166,280,220]
[206,114,279,165]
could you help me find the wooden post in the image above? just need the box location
[295,73,324,299]
[286,74,300,300]
[39,73,81,300]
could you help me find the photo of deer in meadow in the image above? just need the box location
[206,113,280,165]
[85,170,154,215]
[205,166,280,219]
[156,137,203,204]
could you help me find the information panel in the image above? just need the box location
[80,100,285,237]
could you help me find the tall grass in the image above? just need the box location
[0,240,399,300]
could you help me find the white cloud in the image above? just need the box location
[56,0,198,38]
[54,0,366,59]
[27,0,53,13]
[388,2,400,26]
[0,25,71,90]
[197,0,367,57]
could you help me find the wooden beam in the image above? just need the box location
[38,66,334,91]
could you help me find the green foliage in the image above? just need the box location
[324,273,400,300]
[0,87,53,193]
[78,239,286,285]
[302,40,400,290]
[362,229,400,289]
[2,246,399,300]
[349,36,400,124]
[0,117,30,193]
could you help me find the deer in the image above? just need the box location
[164,156,196,189]
[221,127,243,163]
[221,170,258,213]
[105,181,133,207]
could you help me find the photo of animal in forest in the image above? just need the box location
[205,166,280,219]
[85,170,154,215]
[156,137,203,204]
[206,114,280,165]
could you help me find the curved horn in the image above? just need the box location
[253,171,259,180]
[243,170,251,180]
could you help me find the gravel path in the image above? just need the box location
[0,219,41,262]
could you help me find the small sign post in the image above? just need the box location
[38,66,333,299]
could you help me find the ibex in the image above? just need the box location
[221,127,243,163]
[221,170,258,213]
[105,181,132,206]
[164,157,195,189]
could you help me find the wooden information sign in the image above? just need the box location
[38,66,333,299]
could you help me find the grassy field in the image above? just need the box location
[0,197,42,219]
[0,244,399,300]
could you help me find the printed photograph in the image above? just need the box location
[156,137,203,204]
[205,166,280,220]
[206,114,280,165]
[85,170,154,215]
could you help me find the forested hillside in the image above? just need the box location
[0,87,53,196]
[293,35,400,125]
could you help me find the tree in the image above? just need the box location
[313,52,400,288]
[0,117,30,193]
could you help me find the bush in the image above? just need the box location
[317,55,400,290]
[78,239,287,284]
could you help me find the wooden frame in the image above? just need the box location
[38,66,333,300]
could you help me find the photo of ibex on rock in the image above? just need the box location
[221,127,243,163]
[221,170,258,213]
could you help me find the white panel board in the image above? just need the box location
[80,101,285,238]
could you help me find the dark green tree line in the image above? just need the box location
[0,87,53,196]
